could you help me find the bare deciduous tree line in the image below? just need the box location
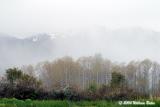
[20,54,160,97]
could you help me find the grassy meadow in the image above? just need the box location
[0,98,159,107]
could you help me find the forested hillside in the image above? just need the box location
[0,55,160,100]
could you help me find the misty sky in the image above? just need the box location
[0,0,160,37]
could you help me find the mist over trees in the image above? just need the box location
[0,54,160,100]
[36,55,160,95]
[37,55,160,98]
[1,28,160,71]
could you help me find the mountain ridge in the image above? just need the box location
[0,27,160,71]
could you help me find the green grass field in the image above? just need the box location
[0,98,159,107]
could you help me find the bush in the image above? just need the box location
[63,86,81,101]
[14,86,38,99]
[52,90,65,100]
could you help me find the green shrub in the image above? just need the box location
[63,86,80,101]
